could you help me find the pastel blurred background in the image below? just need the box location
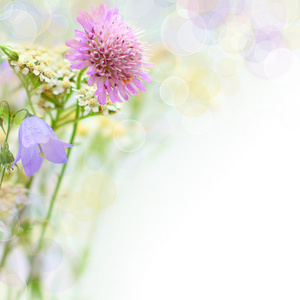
[1,0,300,299]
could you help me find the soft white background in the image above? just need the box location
[81,53,300,299]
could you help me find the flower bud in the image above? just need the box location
[0,142,15,167]
[0,45,19,61]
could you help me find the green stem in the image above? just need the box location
[60,105,77,118]
[48,111,54,127]
[0,167,5,189]
[24,79,36,115]
[51,108,62,131]
[28,106,80,284]
[41,94,62,107]
[25,176,33,189]
[12,108,30,118]
[0,240,10,268]
[56,113,101,129]
[76,68,87,89]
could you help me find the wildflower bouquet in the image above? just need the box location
[0,3,151,299]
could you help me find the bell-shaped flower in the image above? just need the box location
[12,116,73,177]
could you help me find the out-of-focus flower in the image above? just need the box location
[65,3,152,105]
[97,117,124,138]
[0,182,28,218]
[12,116,73,177]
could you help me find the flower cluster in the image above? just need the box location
[32,45,78,99]
[0,182,28,218]
[8,44,57,84]
[65,3,152,105]
[75,84,121,115]
[3,45,79,109]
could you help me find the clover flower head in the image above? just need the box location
[65,3,152,105]
[12,116,73,177]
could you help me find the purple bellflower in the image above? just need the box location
[12,116,73,177]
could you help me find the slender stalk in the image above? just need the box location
[25,176,33,189]
[0,240,11,268]
[59,105,77,119]
[37,106,79,245]
[48,111,54,127]
[56,113,100,129]
[41,95,62,107]
[23,78,36,115]
[0,167,6,189]
[28,68,85,283]
[51,108,62,130]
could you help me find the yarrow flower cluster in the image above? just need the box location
[32,45,78,99]
[8,44,57,84]
[75,84,121,115]
[65,3,152,105]
[5,45,80,109]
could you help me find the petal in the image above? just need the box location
[132,78,146,92]
[70,61,90,70]
[21,144,43,177]
[95,77,104,91]
[41,139,69,164]
[88,75,96,86]
[117,85,129,101]
[21,116,53,147]
[50,134,73,148]
[75,30,86,39]
[97,87,107,104]
[106,85,121,103]
[65,39,80,48]
[125,82,139,95]
[77,11,94,32]
[140,72,151,83]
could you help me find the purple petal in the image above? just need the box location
[70,61,90,70]
[21,116,53,147]
[140,72,151,83]
[132,78,146,92]
[21,144,43,177]
[41,139,68,164]
[97,87,107,104]
[65,39,80,48]
[88,75,96,86]
[106,85,121,103]
[75,30,86,39]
